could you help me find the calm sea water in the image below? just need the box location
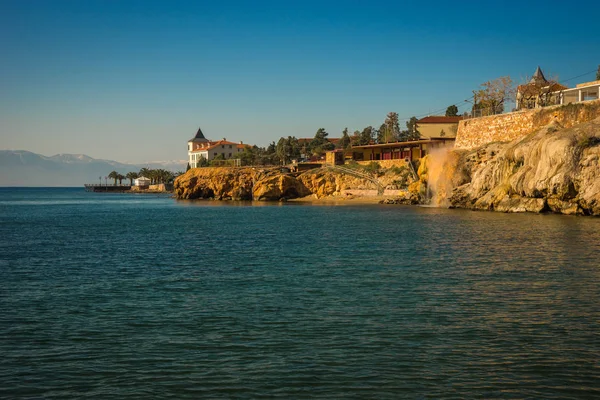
[1,187,599,399]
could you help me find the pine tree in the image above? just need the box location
[339,128,351,150]
[445,105,458,116]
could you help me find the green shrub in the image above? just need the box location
[389,165,405,175]
[364,162,381,173]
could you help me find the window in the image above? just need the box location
[229,153,232,157]
[229,145,232,149]
[221,145,224,149]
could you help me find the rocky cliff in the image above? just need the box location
[174,163,415,201]
[426,117,600,215]
[174,163,410,201]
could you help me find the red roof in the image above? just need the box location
[416,116,463,124]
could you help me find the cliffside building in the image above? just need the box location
[516,66,567,110]
[350,138,455,162]
[416,116,462,139]
[187,127,248,167]
[559,79,600,105]
[515,66,600,110]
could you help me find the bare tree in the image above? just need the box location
[472,76,515,117]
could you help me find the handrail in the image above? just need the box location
[405,160,419,182]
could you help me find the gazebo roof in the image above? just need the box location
[529,66,548,84]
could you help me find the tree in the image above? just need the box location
[472,76,515,117]
[597,65,600,81]
[262,142,278,165]
[445,105,458,116]
[125,172,138,185]
[400,116,420,141]
[108,171,119,185]
[138,168,150,179]
[197,156,209,167]
[359,126,374,145]
[350,130,361,146]
[338,127,351,150]
[211,153,225,164]
[161,170,174,183]
[186,163,191,171]
[383,112,400,143]
[314,128,333,149]
[276,136,301,164]
[234,145,260,166]
[376,123,385,144]
[308,128,334,156]
[145,169,157,184]
[117,174,125,185]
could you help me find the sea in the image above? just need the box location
[1,187,599,399]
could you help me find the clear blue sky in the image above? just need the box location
[1,0,598,163]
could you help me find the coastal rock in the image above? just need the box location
[174,167,313,201]
[252,174,311,201]
[174,164,418,202]
[379,191,420,205]
[438,117,600,215]
[297,171,339,198]
[174,167,256,200]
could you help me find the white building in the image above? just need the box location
[516,67,600,110]
[134,176,151,186]
[557,80,600,105]
[187,127,248,168]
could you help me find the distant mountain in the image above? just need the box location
[0,150,187,186]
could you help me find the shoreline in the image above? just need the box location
[288,194,395,205]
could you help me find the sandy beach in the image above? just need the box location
[288,194,397,205]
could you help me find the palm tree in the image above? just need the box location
[108,171,119,186]
[138,168,151,179]
[146,169,158,185]
[126,172,138,185]
[117,174,125,185]
[154,169,173,184]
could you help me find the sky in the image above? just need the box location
[1,0,598,163]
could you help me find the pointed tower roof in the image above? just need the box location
[194,127,206,139]
[189,127,209,143]
[529,66,548,84]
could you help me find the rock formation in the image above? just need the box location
[174,163,415,202]
[427,117,600,215]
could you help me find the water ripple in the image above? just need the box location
[1,189,599,398]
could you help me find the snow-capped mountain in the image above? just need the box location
[0,150,187,186]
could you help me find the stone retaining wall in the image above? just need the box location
[455,100,600,150]
[355,159,408,168]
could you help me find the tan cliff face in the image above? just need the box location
[174,167,257,200]
[173,165,416,201]
[429,117,600,215]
